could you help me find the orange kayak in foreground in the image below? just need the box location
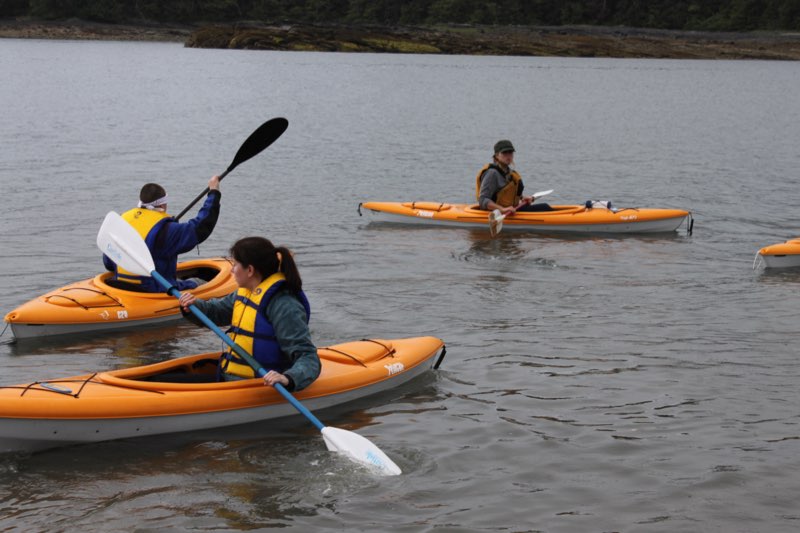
[358,201,692,234]
[4,257,236,339]
[0,336,446,454]
[756,237,800,269]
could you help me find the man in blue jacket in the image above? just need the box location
[103,176,221,292]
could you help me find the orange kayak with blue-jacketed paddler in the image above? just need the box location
[4,257,236,339]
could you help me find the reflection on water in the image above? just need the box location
[756,267,800,285]
[458,230,532,263]
[0,374,443,529]
[4,321,216,364]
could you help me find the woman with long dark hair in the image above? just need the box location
[179,236,320,390]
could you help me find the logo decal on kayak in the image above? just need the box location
[385,362,404,375]
[620,215,638,221]
[416,210,434,218]
[99,310,110,320]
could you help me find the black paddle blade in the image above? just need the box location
[227,117,289,173]
[174,117,289,221]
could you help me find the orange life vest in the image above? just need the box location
[475,163,522,207]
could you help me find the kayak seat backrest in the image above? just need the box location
[318,339,396,366]
[192,358,220,372]
[178,266,220,283]
[129,359,219,383]
[102,277,154,293]
[403,202,451,212]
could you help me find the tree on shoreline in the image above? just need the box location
[2,0,798,31]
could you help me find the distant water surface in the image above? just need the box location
[1,39,800,532]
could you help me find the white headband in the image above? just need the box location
[137,194,169,209]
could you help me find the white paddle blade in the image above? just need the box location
[489,209,505,237]
[321,426,402,476]
[532,189,554,199]
[97,211,156,276]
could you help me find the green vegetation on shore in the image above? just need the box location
[3,1,800,59]
[181,23,800,60]
[3,0,800,32]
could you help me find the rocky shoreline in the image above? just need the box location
[0,18,191,42]
[3,18,800,60]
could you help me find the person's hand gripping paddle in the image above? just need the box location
[489,189,553,237]
[175,117,289,220]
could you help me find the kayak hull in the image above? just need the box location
[0,336,445,453]
[758,238,800,268]
[4,257,236,339]
[359,201,691,234]
[6,315,180,339]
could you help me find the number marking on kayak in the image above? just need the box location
[416,210,435,218]
[117,310,128,319]
[385,362,405,375]
[620,215,638,221]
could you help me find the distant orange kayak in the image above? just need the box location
[4,257,236,339]
[756,237,800,269]
[358,201,692,234]
[0,336,446,454]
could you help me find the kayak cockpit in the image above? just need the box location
[96,339,402,390]
[462,204,587,216]
[98,258,232,294]
[97,354,245,390]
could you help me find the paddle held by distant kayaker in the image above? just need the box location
[102,176,222,292]
[179,236,320,390]
[476,140,553,215]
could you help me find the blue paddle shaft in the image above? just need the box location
[151,270,325,431]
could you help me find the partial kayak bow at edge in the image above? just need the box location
[754,237,800,269]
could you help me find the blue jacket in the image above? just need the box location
[103,190,221,292]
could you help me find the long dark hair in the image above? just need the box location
[230,236,302,293]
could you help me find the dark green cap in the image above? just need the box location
[494,139,515,154]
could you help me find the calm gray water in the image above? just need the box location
[1,38,800,532]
